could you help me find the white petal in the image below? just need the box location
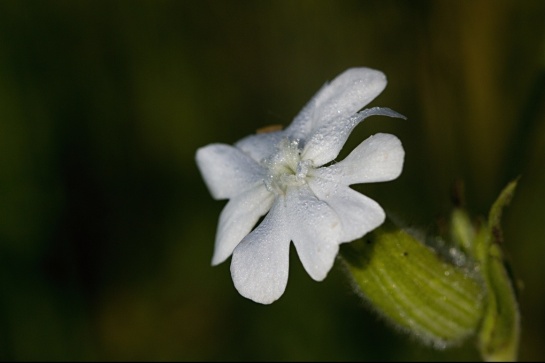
[230,199,290,304]
[302,107,405,167]
[308,178,385,242]
[212,183,274,265]
[234,130,285,163]
[317,133,405,185]
[285,67,387,140]
[286,185,342,281]
[283,83,325,140]
[196,143,266,199]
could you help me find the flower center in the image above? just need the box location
[262,138,313,195]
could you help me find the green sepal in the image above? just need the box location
[476,179,521,362]
[451,208,476,256]
[340,221,484,349]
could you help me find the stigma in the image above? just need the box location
[262,138,314,195]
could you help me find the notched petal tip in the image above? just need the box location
[286,187,343,282]
[325,132,405,186]
[211,184,274,267]
[229,200,291,304]
[309,178,387,243]
[231,259,288,305]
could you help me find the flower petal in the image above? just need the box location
[196,143,266,199]
[212,183,274,266]
[302,107,405,167]
[308,178,385,242]
[286,67,387,141]
[316,133,405,185]
[235,130,285,163]
[286,185,342,281]
[230,198,290,304]
[283,83,324,140]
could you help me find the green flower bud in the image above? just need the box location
[340,222,484,349]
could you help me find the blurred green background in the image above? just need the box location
[0,0,543,361]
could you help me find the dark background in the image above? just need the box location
[0,1,544,360]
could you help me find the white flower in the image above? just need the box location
[196,67,405,304]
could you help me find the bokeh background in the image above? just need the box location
[0,0,544,361]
